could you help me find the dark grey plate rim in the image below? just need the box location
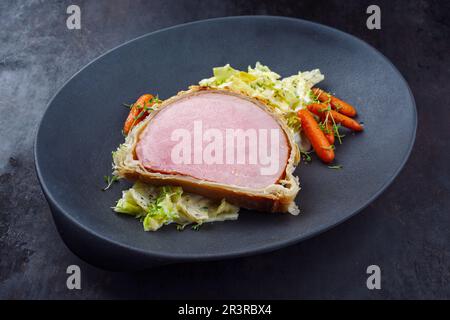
[34,15,417,262]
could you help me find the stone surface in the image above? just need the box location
[0,0,449,299]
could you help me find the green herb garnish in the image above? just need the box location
[176,224,186,231]
[149,95,162,104]
[300,150,313,162]
[102,175,119,191]
[324,111,344,145]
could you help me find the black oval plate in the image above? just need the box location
[35,16,416,270]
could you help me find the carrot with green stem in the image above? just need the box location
[306,104,335,143]
[298,110,335,164]
[307,103,364,132]
[323,119,335,144]
[312,88,357,117]
[123,94,156,135]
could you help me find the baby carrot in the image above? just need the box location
[123,94,154,135]
[308,103,335,143]
[307,103,328,117]
[298,110,335,164]
[327,110,363,132]
[324,120,335,145]
[307,103,328,119]
[307,104,363,132]
[312,88,357,117]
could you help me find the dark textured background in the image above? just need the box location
[0,0,449,299]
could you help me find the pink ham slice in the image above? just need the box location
[135,92,290,189]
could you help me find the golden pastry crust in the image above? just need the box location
[113,86,300,214]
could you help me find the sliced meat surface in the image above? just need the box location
[136,91,290,189]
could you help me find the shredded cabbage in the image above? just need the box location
[199,62,324,133]
[113,181,239,231]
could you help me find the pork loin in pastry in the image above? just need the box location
[113,86,300,214]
